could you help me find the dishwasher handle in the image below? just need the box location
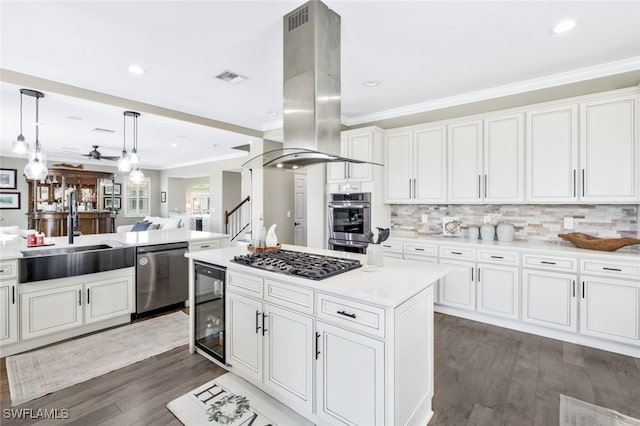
[136,242,189,253]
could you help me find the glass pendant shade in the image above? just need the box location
[24,151,48,180]
[129,167,145,183]
[129,149,140,165]
[118,150,131,172]
[12,135,29,154]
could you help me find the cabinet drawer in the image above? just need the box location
[440,246,475,261]
[228,271,263,298]
[478,250,519,265]
[264,279,314,315]
[404,254,437,263]
[316,293,385,338]
[580,259,640,279]
[404,242,438,257]
[190,240,219,252]
[381,240,402,253]
[523,253,577,272]
[0,260,17,279]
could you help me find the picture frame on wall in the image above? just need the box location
[104,197,121,210]
[104,183,121,196]
[0,169,18,190]
[0,192,21,209]
[161,191,167,203]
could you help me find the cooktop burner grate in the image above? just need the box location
[231,249,361,280]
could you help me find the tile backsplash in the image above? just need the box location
[390,204,638,242]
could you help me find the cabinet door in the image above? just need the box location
[348,133,373,181]
[414,125,447,203]
[385,132,413,202]
[438,260,476,311]
[0,282,18,344]
[476,264,519,320]
[448,120,483,202]
[484,114,524,202]
[522,270,577,332]
[316,321,385,426]
[21,284,84,340]
[327,136,348,183]
[263,303,314,411]
[85,276,134,324]
[227,292,263,381]
[526,105,578,202]
[580,276,640,345]
[580,95,637,201]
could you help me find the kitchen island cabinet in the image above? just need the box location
[187,245,449,426]
[0,260,18,345]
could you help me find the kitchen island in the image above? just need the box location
[186,245,450,426]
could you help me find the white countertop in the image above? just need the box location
[386,232,640,261]
[186,244,450,307]
[0,229,228,260]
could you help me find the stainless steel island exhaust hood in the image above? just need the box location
[243,0,381,170]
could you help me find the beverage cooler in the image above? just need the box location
[193,262,226,364]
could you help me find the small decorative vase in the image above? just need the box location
[496,223,515,242]
[468,226,479,240]
[265,224,278,247]
[367,244,384,267]
[480,224,496,241]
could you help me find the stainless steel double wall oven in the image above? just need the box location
[328,192,371,254]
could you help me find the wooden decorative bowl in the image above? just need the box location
[248,244,281,253]
[557,233,640,252]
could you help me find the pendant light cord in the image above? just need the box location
[19,92,23,135]
[35,95,40,153]
[123,113,127,150]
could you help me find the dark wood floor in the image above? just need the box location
[1,312,638,425]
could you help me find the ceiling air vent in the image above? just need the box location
[288,6,309,31]
[91,128,115,134]
[215,70,247,85]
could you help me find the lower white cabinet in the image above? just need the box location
[439,260,475,311]
[227,292,263,381]
[522,269,578,332]
[580,276,640,345]
[0,280,19,344]
[476,264,519,320]
[315,320,385,426]
[20,270,134,341]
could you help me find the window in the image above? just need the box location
[190,185,210,215]
[124,178,150,217]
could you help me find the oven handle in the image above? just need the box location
[330,240,369,248]
[328,204,370,209]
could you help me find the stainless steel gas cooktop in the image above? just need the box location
[231,249,361,280]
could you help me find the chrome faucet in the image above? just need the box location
[67,189,79,244]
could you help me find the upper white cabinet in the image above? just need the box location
[328,127,383,183]
[448,119,483,203]
[580,94,638,202]
[526,104,579,201]
[385,125,447,203]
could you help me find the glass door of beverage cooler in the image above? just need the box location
[194,262,226,363]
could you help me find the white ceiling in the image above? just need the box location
[1,1,639,169]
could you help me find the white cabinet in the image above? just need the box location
[227,291,263,381]
[448,119,483,202]
[21,283,84,340]
[189,238,227,252]
[0,260,18,345]
[476,264,519,320]
[385,125,447,203]
[580,94,638,202]
[85,276,134,324]
[526,104,579,201]
[328,128,381,183]
[439,260,476,311]
[522,269,578,332]
[483,113,524,202]
[315,320,385,426]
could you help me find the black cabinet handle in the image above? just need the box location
[255,310,261,334]
[540,261,556,265]
[484,174,488,198]
[490,255,504,259]
[415,248,425,251]
[477,268,481,282]
[87,288,90,304]
[603,267,622,272]
[572,280,576,297]
[12,286,15,305]
[451,251,463,255]
[78,290,82,306]
[382,244,391,248]
[471,267,474,282]
[337,310,356,319]
[315,332,321,360]
[582,281,585,299]
[413,178,417,198]
[478,175,481,199]
[0,268,5,273]
[573,169,576,197]
[582,169,585,197]
[262,313,268,336]
[200,245,211,249]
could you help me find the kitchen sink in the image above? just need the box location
[19,243,135,283]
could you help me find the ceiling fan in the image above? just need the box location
[83,145,119,161]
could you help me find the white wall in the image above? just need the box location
[305,164,327,249]
[222,171,242,216]
[166,177,187,214]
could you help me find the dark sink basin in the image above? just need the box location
[19,243,135,283]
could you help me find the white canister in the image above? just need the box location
[468,226,479,240]
[496,223,515,242]
[480,224,495,241]
[367,244,384,267]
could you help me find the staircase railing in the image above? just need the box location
[225,195,251,243]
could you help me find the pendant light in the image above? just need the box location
[125,111,145,183]
[11,89,30,154]
[118,111,132,172]
[23,89,48,181]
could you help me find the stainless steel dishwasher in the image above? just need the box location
[136,242,189,315]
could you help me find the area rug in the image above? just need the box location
[6,311,189,406]
[560,394,640,426]
[167,373,313,426]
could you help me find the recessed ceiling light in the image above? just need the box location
[552,20,576,34]
[170,143,178,147]
[267,111,279,116]
[276,163,283,168]
[66,116,82,120]
[128,65,145,75]
[209,144,219,148]
[363,81,381,87]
